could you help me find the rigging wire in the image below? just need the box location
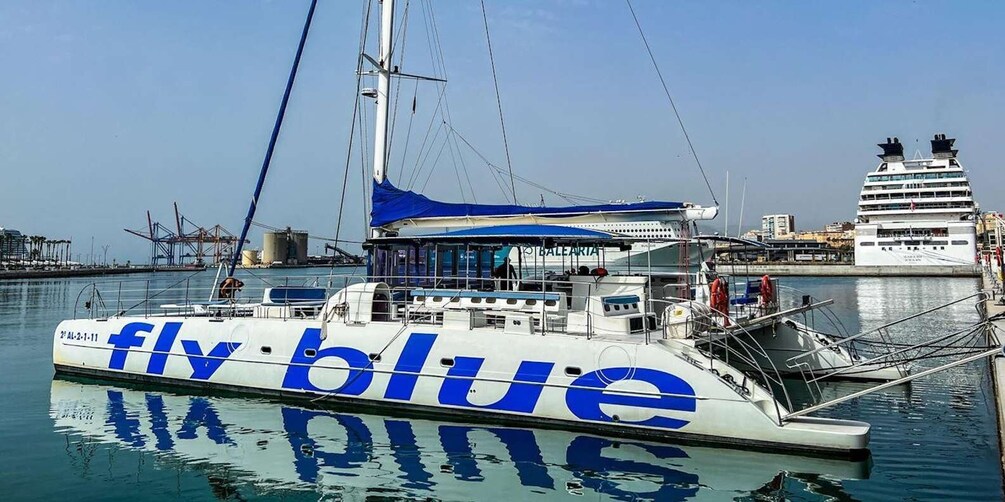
[423,1,478,202]
[386,0,410,164]
[397,79,420,189]
[334,0,374,254]
[447,124,609,204]
[404,86,448,189]
[625,0,718,206]
[479,0,518,204]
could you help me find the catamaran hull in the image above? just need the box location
[739,322,908,381]
[54,316,869,456]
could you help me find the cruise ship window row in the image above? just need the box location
[860,191,972,201]
[860,240,967,248]
[862,182,970,191]
[866,172,965,182]
[876,228,948,238]
[858,201,974,212]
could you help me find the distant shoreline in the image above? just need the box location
[0,266,202,280]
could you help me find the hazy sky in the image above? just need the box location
[2,0,1003,263]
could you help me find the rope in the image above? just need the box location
[625,0,718,206]
[480,0,518,204]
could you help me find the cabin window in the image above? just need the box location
[545,300,557,307]
[859,242,874,246]
[440,357,455,367]
[565,366,582,377]
[604,304,611,312]
[369,353,382,362]
[260,346,272,355]
[952,240,968,245]
[526,299,537,306]
[304,349,317,358]
[506,299,518,305]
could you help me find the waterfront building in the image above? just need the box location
[0,227,28,263]
[855,134,978,266]
[825,221,855,232]
[977,212,1004,250]
[761,214,795,239]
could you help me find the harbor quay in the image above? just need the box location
[981,262,1005,475]
[718,262,980,277]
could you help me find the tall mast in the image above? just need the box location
[372,0,394,185]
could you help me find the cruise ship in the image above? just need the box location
[855,134,978,266]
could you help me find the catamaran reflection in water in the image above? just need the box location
[52,0,1001,459]
[50,377,870,499]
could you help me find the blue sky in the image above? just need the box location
[1,0,1002,263]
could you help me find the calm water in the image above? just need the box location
[0,270,1001,500]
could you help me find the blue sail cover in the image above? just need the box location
[371,179,686,228]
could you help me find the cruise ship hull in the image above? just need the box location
[854,222,977,267]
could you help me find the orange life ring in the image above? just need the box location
[760,274,774,306]
[710,277,730,326]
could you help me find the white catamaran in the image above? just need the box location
[53,0,998,458]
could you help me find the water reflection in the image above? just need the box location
[51,377,869,500]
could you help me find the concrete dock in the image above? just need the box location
[981,267,1005,473]
[719,263,980,277]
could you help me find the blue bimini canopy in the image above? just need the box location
[370,179,686,228]
[421,224,615,240]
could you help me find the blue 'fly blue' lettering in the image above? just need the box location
[146,322,182,375]
[180,340,242,380]
[438,358,554,413]
[107,322,154,370]
[282,328,372,395]
[565,367,696,429]
[384,333,437,401]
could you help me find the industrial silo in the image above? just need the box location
[262,232,288,265]
[292,231,309,264]
[241,249,260,267]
